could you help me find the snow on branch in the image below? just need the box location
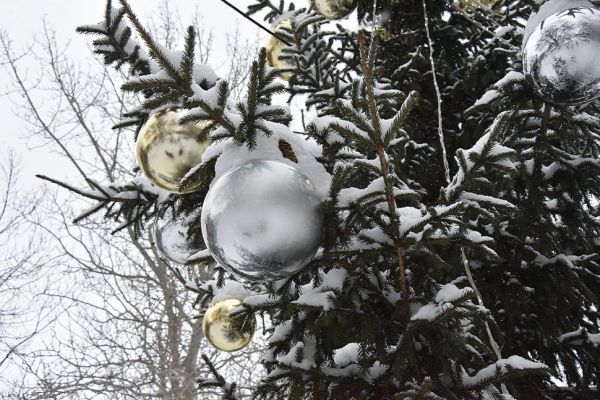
[461,356,548,390]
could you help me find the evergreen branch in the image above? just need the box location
[36,174,108,202]
[117,0,180,81]
[73,202,109,224]
[359,32,409,308]
[198,49,289,149]
[445,111,513,202]
[36,174,159,234]
[383,91,419,146]
[181,26,196,89]
[335,101,375,139]
[218,0,292,46]
[330,122,372,149]
[76,0,150,75]
[179,154,219,194]
[198,354,240,400]
[359,31,421,380]
[120,78,176,92]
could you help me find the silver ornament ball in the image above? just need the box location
[136,108,210,193]
[201,160,323,281]
[154,207,206,264]
[522,7,600,106]
[311,0,357,20]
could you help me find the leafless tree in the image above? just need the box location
[0,4,262,398]
[0,150,44,371]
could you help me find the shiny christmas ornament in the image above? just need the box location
[360,25,394,42]
[201,160,323,281]
[455,0,496,10]
[266,20,295,80]
[136,108,210,193]
[522,6,600,105]
[153,207,205,264]
[522,0,594,44]
[311,0,357,20]
[202,298,255,352]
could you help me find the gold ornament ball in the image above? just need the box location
[136,108,210,194]
[202,299,256,352]
[455,0,496,10]
[360,25,394,42]
[266,20,295,80]
[311,0,357,20]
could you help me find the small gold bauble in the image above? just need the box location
[455,0,496,11]
[266,20,295,80]
[202,299,256,352]
[360,25,394,42]
[311,0,358,20]
[136,108,210,194]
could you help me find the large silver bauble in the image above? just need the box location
[522,0,595,45]
[153,207,205,264]
[266,20,294,80]
[522,7,600,105]
[136,108,210,193]
[201,160,323,281]
[311,0,357,20]
[202,298,255,352]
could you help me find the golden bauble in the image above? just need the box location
[360,25,394,42]
[136,108,210,194]
[455,0,496,10]
[266,20,295,80]
[311,0,357,20]
[202,299,256,352]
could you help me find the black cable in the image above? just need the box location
[217,0,293,46]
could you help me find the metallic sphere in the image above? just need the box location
[311,0,357,20]
[153,207,206,265]
[201,160,323,281]
[136,108,210,193]
[266,20,295,80]
[202,299,255,352]
[523,7,600,105]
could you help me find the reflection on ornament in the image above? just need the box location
[202,298,255,352]
[522,0,594,45]
[136,108,210,193]
[266,20,295,80]
[311,0,357,20]
[522,7,600,105]
[201,160,323,281]
[153,207,206,264]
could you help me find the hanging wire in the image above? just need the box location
[217,0,292,46]
[372,0,379,28]
[421,0,450,184]
[421,0,509,395]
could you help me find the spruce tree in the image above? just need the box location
[43,0,600,398]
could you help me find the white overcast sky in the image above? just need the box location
[0,0,275,187]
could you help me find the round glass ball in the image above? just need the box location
[136,108,210,193]
[202,298,255,352]
[153,207,205,265]
[311,0,357,20]
[522,7,600,106]
[266,20,295,80]
[201,160,323,281]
